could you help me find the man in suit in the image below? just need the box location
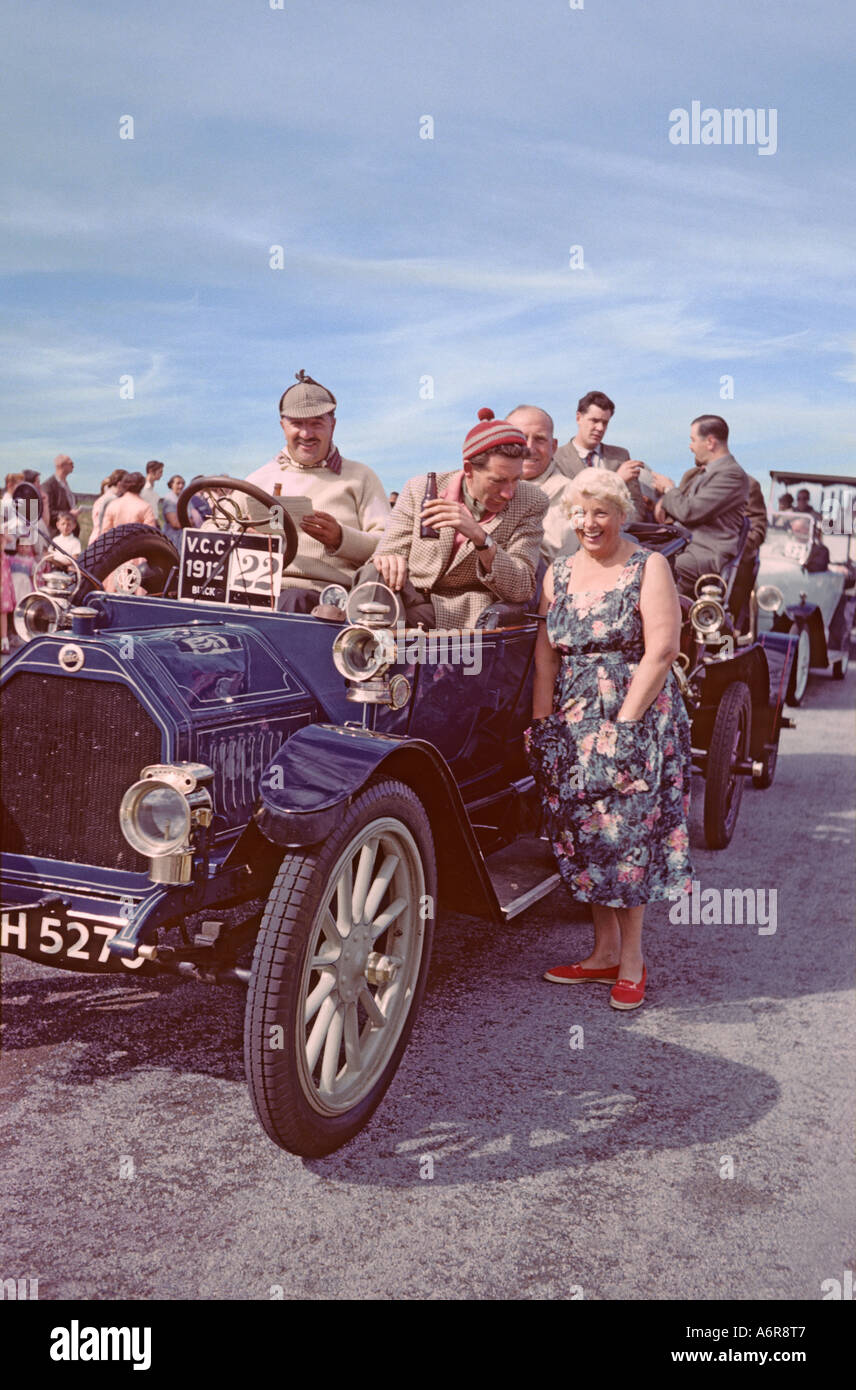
[553,390,647,523]
[649,414,749,596]
[43,454,80,536]
[369,409,548,629]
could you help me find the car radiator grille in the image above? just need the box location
[0,673,162,872]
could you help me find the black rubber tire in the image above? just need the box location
[703,681,752,849]
[73,523,179,600]
[176,475,299,568]
[244,778,436,1157]
[785,625,810,706]
[831,649,849,680]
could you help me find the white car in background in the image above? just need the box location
[755,471,856,704]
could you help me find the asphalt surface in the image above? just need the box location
[1,667,854,1302]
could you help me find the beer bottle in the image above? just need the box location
[420,472,439,539]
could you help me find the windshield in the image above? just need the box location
[764,512,816,562]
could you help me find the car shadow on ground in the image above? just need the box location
[0,968,247,1085]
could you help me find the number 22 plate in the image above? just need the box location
[226,536,284,609]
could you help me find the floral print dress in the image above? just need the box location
[526,549,693,908]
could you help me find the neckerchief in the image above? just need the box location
[275,446,342,476]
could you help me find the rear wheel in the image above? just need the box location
[73,523,179,599]
[752,743,778,791]
[703,681,752,849]
[244,778,436,1157]
[831,648,849,680]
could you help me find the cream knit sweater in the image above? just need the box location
[245,452,391,591]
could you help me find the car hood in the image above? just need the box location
[756,551,842,624]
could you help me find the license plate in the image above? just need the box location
[0,907,148,973]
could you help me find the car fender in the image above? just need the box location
[785,601,828,667]
[693,643,781,758]
[254,723,500,919]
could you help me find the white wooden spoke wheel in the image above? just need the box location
[244,779,436,1157]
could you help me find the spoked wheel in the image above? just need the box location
[785,625,811,706]
[244,778,436,1157]
[72,523,179,600]
[703,681,752,849]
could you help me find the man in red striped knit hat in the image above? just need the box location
[367,408,548,629]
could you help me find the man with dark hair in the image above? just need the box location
[648,415,749,596]
[140,460,165,527]
[794,487,820,518]
[553,390,646,522]
[43,454,81,536]
[369,408,548,628]
[777,491,794,511]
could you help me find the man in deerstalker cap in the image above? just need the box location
[243,371,390,611]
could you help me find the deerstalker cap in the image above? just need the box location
[279,370,337,419]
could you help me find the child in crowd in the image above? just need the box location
[53,511,83,564]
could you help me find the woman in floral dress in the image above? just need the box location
[526,467,692,1010]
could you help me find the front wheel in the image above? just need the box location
[703,681,752,849]
[244,778,436,1157]
[785,625,811,706]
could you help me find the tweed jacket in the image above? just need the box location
[376,470,548,628]
[664,452,749,581]
[552,440,646,523]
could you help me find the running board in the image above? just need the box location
[485,833,563,922]
[501,872,562,921]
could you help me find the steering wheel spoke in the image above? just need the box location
[176,475,299,567]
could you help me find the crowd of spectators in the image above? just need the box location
[0,404,813,656]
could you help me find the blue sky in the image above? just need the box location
[2,0,854,497]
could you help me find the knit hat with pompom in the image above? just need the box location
[462,408,527,462]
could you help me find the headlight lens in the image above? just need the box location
[13,593,65,641]
[120,780,191,856]
[756,584,784,614]
[689,595,725,636]
[332,625,396,681]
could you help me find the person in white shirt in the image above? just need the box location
[52,511,83,563]
[243,371,391,612]
[506,405,579,563]
[140,461,164,528]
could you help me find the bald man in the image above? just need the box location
[44,454,80,536]
[506,405,579,561]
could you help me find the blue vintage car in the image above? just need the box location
[0,479,800,1154]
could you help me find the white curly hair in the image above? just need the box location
[560,465,634,523]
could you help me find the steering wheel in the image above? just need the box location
[177,476,299,568]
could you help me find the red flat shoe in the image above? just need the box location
[609,966,647,1010]
[543,962,620,985]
